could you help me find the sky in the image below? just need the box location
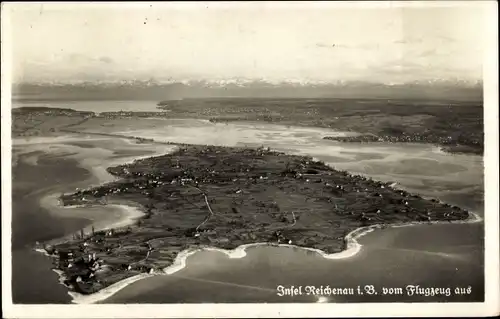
[5,2,489,84]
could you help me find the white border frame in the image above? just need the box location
[2,1,498,318]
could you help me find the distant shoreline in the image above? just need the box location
[12,100,484,156]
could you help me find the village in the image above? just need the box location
[98,111,170,119]
[322,131,482,151]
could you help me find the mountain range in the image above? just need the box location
[12,79,483,102]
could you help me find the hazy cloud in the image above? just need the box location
[99,56,114,64]
[7,3,487,83]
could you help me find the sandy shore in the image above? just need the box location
[66,209,482,304]
[37,201,147,248]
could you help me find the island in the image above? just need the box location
[39,144,470,295]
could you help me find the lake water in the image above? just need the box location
[11,101,484,303]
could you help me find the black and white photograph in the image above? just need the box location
[1,1,498,318]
